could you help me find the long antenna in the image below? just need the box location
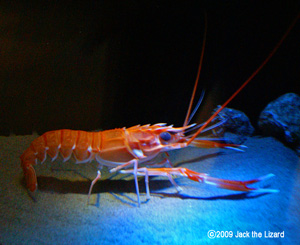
[183,12,207,127]
[187,12,300,145]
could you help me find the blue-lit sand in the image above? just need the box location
[0,135,299,244]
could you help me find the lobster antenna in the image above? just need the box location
[187,12,300,145]
[183,12,207,127]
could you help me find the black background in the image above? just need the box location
[1,0,300,135]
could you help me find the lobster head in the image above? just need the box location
[126,123,194,158]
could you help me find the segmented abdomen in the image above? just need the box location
[21,130,102,165]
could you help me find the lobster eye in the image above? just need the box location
[160,132,172,141]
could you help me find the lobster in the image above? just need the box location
[21,13,299,206]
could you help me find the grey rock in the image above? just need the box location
[258,93,300,154]
[212,106,255,144]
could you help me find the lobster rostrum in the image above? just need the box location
[21,13,299,206]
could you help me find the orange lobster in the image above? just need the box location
[21,13,299,206]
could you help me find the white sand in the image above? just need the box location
[0,135,299,244]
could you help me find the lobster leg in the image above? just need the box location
[119,167,184,202]
[108,159,142,207]
[107,156,175,206]
[109,155,174,206]
[88,170,102,204]
[132,159,141,206]
[87,159,142,206]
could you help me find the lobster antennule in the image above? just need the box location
[190,139,247,152]
[186,90,205,125]
[166,123,196,133]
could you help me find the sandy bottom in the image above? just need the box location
[0,134,299,244]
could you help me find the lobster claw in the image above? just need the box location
[136,168,279,194]
[180,169,279,193]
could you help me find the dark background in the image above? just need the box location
[1,0,300,136]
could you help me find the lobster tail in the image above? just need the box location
[20,147,38,192]
[20,129,103,192]
[20,131,51,192]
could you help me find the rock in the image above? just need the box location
[212,106,255,144]
[258,93,300,154]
